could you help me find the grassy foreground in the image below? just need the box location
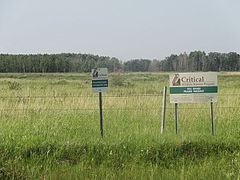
[0,72,240,179]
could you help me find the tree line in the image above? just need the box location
[0,54,121,73]
[0,51,239,73]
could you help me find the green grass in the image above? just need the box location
[0,72,240,179]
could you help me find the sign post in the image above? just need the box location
[92,68,108,137]
[161,86,167,134]
[210,101,215,135]
[169,72,218,135]
[175,103,178,134]
[99,92,103,137]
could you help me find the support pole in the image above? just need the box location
[175,103,178,134]
[161,86,167,134]
[210,102,215,136]
[99,92,103,137]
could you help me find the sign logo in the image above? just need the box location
[172,74,181,86]
[92,68,98,78]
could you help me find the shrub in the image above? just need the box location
[8,81,21,90]
[111,74,134,87]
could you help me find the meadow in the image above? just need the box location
[0,72,240,179]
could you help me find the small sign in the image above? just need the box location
[92,68,108,92]
[169,72,218,103]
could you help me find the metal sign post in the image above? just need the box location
[99,92,103,137]
[175,103,178,134]
[161,86,167,134]
[92,68,108,137]
[210,101,215,135]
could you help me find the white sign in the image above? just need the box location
[169,72,218,103]
[92,68,108,92]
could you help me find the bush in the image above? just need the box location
[8,81,21,90]
[111,74,134,87]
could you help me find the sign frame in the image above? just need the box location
[169,72,218,104]
[92,68,108,92]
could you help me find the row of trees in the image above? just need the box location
[125,51,240,72]
[158,51,240,72]
[0,51,239,73]
[0,54,122,73]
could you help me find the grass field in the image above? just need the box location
[0,72,240,179]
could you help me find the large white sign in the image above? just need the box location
[92,68,108,92]
[169,72,218,103]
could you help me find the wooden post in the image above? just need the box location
[210,101,215,135]
[161,86,167,134]
[175,103,178,134]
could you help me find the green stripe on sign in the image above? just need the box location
[92,80,108,88]
[170,86,218,94]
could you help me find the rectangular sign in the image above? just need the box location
[92,80,108,88]
[92,68,108,92]
[169,72,218,103]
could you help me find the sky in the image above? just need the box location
[0,0,240,61]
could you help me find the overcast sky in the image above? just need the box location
[0,0,240,61]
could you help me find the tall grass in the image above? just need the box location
[0,72,239,179]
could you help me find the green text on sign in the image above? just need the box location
[170,86,218,94]
[92,80,108,88]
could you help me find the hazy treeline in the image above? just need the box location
[0,54,122,73]
[157,51,240,72]
[0,51,239,73]
[126,51,240,72]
